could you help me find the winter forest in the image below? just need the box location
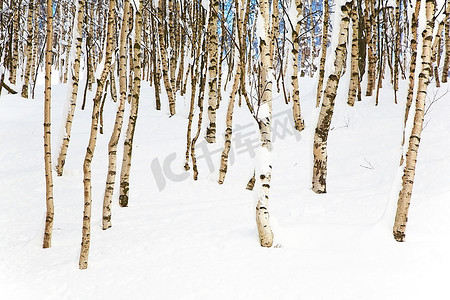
[1,0,450,298]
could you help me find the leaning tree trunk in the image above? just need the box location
[218,48,240,184]
[217,0,245,184]
[55,0,86,176]
[102,0,130,230]
[255,0,274,247]
[79,0,116,270]
[431,20,444,87]
[400,0,421,166]
[393,0,435,242]
[312,0,352,194]
[43,0,54,249]
[118,0,143,208]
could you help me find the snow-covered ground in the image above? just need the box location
[1,74,449,299]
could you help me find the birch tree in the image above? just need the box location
[316,0,329,107]
[401,0,421,166]
[347,2,359,106]
[103,0,131,230]
[312,0,352,194]
[119,0,144,207]
[291,0,305,131]
[79,0,116,270]
[21,0,34,98]
[393,0,435,242]
[55,0,86,176]
[441,0,450,82]
[205,0,219,143]
[255,0,274,247]
[43,0,54,249]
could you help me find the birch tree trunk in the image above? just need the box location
[158,1,176,115]
[316,0,329,107]
[79,0,116,270]
[205,0,219,143]
[43,0,54,249]
[9,0,20,85]
[393,0,435,242]
[55,0,86,176]
[441,1,450,83]
[291,0,305,132]
[256,0,274,247]
[102,0,130,230]
[21,0,34,98]
[312,1,352,194]
[393,0,401,103]
[119,0,143,208]
[431,21,444,87]
[400,0,421,166]
[218,0,245,184]
[347,3,359,106]
[218,51,240,184]
[365,0,376,96]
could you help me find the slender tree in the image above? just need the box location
[43,0,54,249]
[441,1,450,82]
[103,0,131,230]
[55,0,86,176]
[316,0,329,107]
[291,0,305,131]
[205,0,219,143]
[118,0,144,207]
[21,0,34,98]
[312,0,352,194]
[347,2,359,106]
[255,0,274,247]
[79,0,116,270]
[393,0,435,242]
[400,0,421,166]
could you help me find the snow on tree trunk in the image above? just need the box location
[255,0,274,247]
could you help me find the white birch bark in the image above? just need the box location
[255,0,274,247]
[393,0,435,242]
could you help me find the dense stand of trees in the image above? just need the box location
[0,0,449,268]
